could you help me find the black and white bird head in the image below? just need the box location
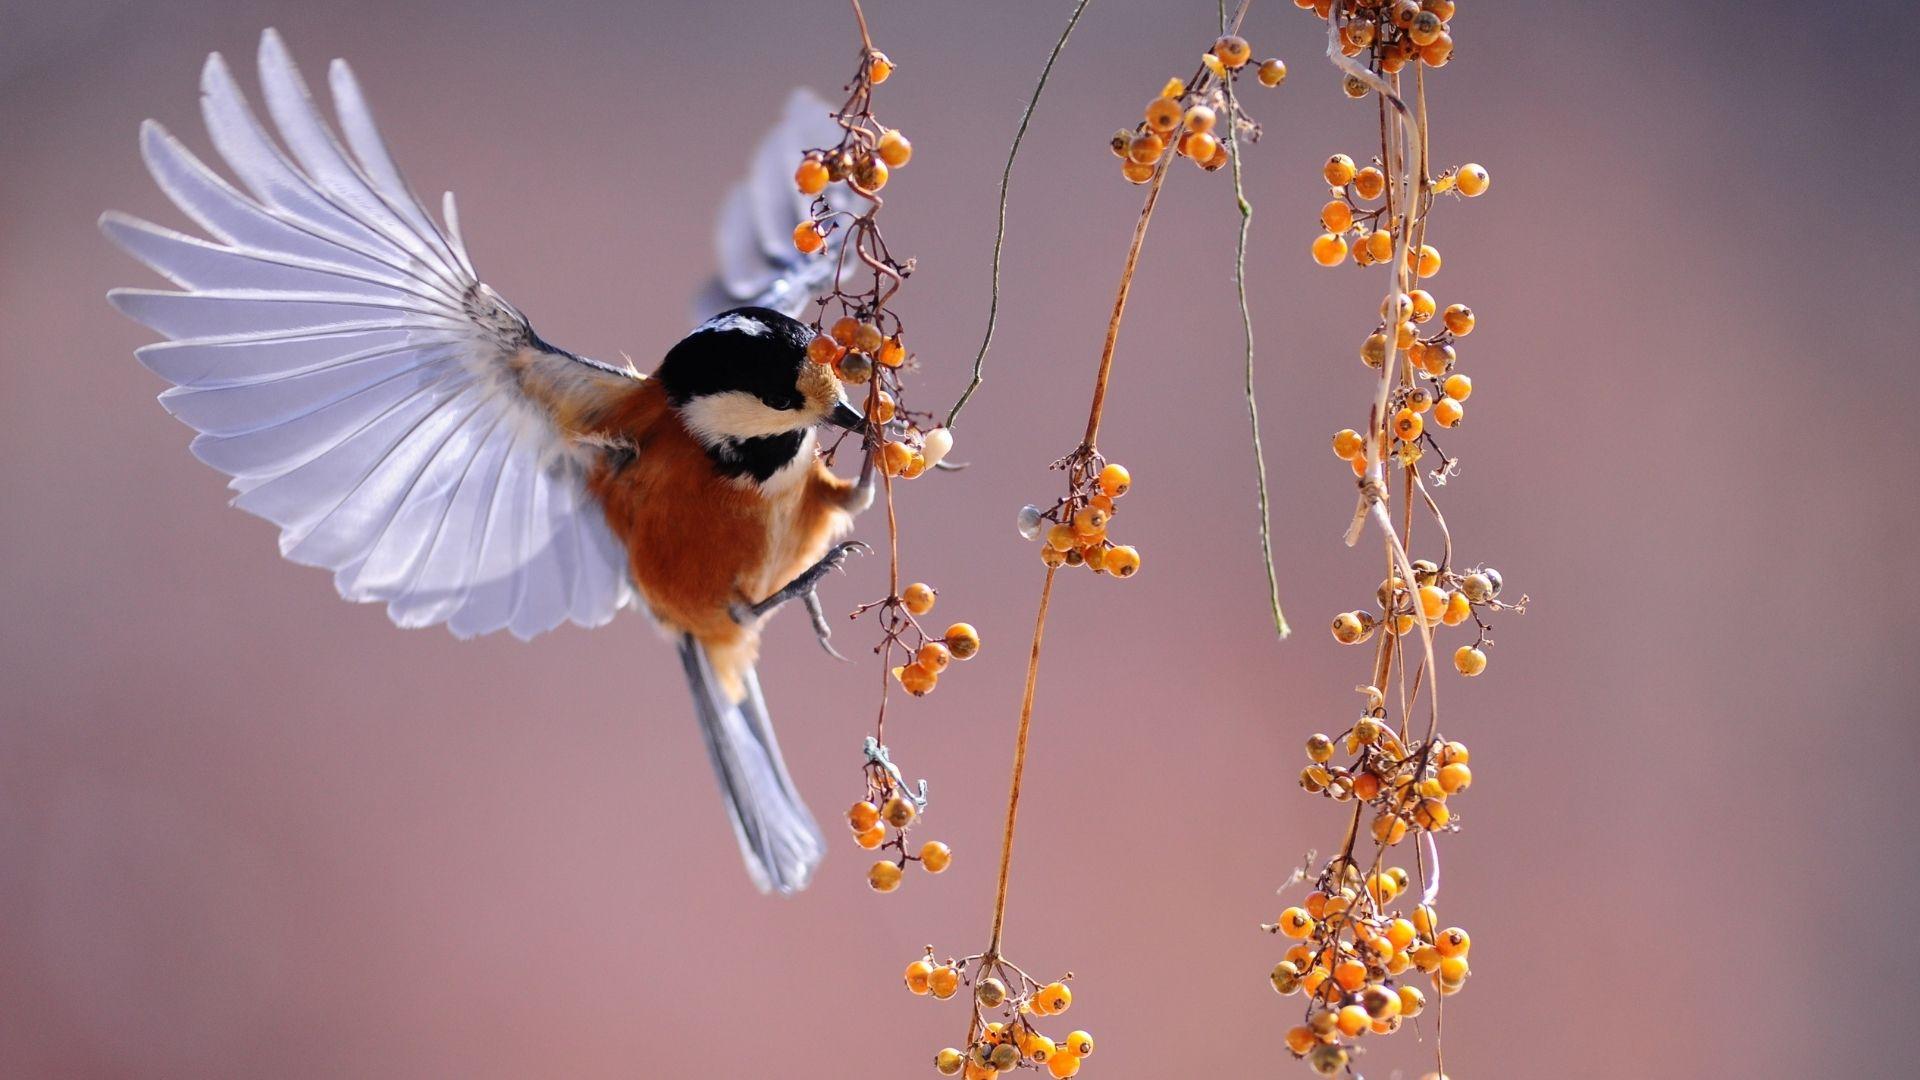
[659,307,865,483]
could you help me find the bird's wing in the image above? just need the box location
[695,88,862,321]
[104,28,637,640]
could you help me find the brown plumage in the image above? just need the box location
[584,378,858,699]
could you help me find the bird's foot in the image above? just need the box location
[734,542,870,661]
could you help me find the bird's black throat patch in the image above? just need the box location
[707,430,808,484]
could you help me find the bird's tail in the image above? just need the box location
[677,634,825,894]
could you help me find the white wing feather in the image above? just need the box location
[105,29,636,640]
[698,89,862,320]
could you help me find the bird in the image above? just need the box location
[102,29,883,894]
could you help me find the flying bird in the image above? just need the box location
[102,29,879,894]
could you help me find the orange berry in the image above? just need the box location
[919,840,952,873]
[855,157,890,192]
[916,641,952,672]
[906,958,935,994]
[1333,428,1366,460]
[1258,58,1288,86]
[849,800,880,831]
[1321,200,1355,232]
[1409,289,1437,323]
[1457,163,1489,196]
[1441,588,1471,625]
[1414,243,1442,278]
[897,662,938,696]
[856,822,885,849]
[830,316,862,347]
[1102,545,1141,578]
[901,582,936,615]
[1442,304,1475,336]
[1398,984,1427,1017]
[1438,762,1472,794]
[1337,1004,1371,1037]
[1037,982,1072,1014]
[1278,906,1316,939]
[1213,34,1252,68]
[806,334,844,366]
[877,129,912,167]
[1128,131,1166,164]
[1353,166,1386,200]
[877,335,907,367]
[867,52,893,83]
[1333,959,1367,992]
[1323,153,1357,187]
[1454,645,1487,677]
[1047,1051,1081,1079]
[882,795,917,829]
[1414,797,1451,830]
[1145,96,1183,132]
[1367,230,1395,262]
[1063,1030,1093,1058]
[1417,584,1447,620]
[929,964,960,998]
[1436,926,1471,957]
[1098,463,1132,497]
[795,157,830,195]
[1312,233,1349,267]
[944,622,981,660]
[869,390,897,425]
[1285,1026,1317,1055]
[1393,408,1424,442]
[869,859,903,892]
[1121,159,1156,184]
[1443,373,1473,401]
[1181,131,1219,163]
[1184,104,1217,134]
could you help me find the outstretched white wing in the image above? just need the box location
[105,28,636,640]
[697,89,862,320]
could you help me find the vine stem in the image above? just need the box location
[849,0,872,51]
[946,0,1093,431]
[984,564,1058,958]
[1220,12,1290,640]
[1080,153,1172,449]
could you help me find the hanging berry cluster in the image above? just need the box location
[790,2,980,894]
[1268,1,1524,1076]
[1106,34,1285,184]
[910,950,1092,1079]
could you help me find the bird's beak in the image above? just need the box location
[826,401,866,431]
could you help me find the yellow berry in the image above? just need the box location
[1454,645,1487,676]
[936,1047,966,1075]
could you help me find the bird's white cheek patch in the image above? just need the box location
[681,390,801,442]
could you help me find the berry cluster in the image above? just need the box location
[1272,1,1522,1074]
[1326,559,1519,677]
[870,581,981,696]
[907,951,1093,1079]
[1107,33,1284,184]
[1310,153,1486,272]
[847,740,953,894]
[790,13,976,891]
[1015,461,1139,579]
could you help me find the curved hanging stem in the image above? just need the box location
[946,0,1093,431]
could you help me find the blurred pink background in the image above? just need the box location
[3,1,1915,1076]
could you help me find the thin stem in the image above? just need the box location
[849,0,873,51]
[1222,46,1290,640]
[985,564,1058,958]
[946,0,1092,431]
[1081,155,1172,449]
